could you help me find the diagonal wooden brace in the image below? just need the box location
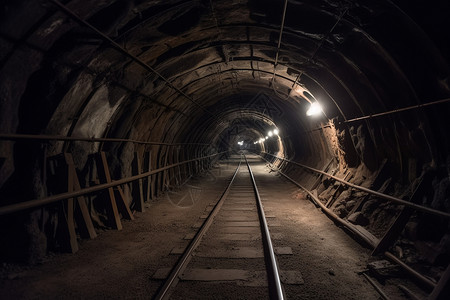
[96,152,123,230]
[64,153,97,239]
[132,152,145,212]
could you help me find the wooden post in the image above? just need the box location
[175,146,181,186]
[166,145,173,188]
[200,149,205,171]
[115,185,135,220]
[64,163,79,253]
[162,146,169,190]
[64,153,97,239]
[154,146,160,198]
[158,148,164,192]
[132,152,145,212]
[179,147,186,183]
[96,152,122,230]
[428,263,450,300]
[145,150,153,201]
[187,146,193,177]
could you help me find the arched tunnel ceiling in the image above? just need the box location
[0,0,450,161]
[2,0,450,280]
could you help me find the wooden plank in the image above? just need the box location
[162,149,169,191]
[65,161,79,253]
[150,151,156,199]
[274,247,293,255]
[169,146,177,186]
[372,207,414,256]
[280,270,304,285]
[145,151,152,202]
[348,161,390,216]
[310,159,334,190]
[428,263,450,300]
[218,216,259,222]
[115,186,135,220]
[216,233,261,241]
[133,152,145,212]
[97,152,122,230]
[154,147,161,198]
[326,172,351,208]
[181,269,249,281]
[195,247,263,258]
[372,178,425,255]
[164,148,171,188]
[221,221,260,227]
[64,153,97,239]
[175,147,182,185]
[347,194,368,217]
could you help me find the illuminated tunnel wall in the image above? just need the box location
[0,0,449,266]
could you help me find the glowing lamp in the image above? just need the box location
[306,102,322,116]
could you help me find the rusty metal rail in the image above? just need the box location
[344,97,450,123]
[0,151,227,216]
[154,155,284,299]
[154,156,242,300]
[261,152,450,219]
[245,155,285,300]
[259,154,438,291]
[0,133,210,146]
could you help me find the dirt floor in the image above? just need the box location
[0,155,412,299]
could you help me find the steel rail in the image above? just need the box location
[344,97,450,123]
[0,151,227,216]
[261,152,450,219]
[49,0,214,116]
[260,155,378,247]
[154,156,242,300]
[259,154,438,290]
[0,133,210,146]
[384,251,436,290]
[245,155,285,300]
[362,273,391,300]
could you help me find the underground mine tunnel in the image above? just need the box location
[1,0,450,299]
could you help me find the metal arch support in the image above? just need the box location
[49,0,214,116]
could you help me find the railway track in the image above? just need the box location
[153,154,289,299]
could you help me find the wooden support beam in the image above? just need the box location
[64,153,97,239]
[145,151,152,202]
[428,263,450,300]
[154,147,160,198]
[310,159,334,191]
[64,165,79,253]
[166,146,174,187]
[372,206,414,256]
[96,152,122,230]
[326,172,351,208]
[162,147,169,190]
[115,185,135,220]
[179,147,186,183]
[175,147,181,186]
[132,152,145,212]
[372,178,426,255]
[347,194,369,217]
[187,147,193,177]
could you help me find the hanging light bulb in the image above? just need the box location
[306,101,323,116]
